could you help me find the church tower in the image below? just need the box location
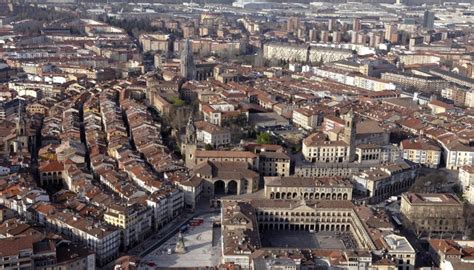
[14,101,29,154]
[180,39,195,81]
[343,109,356,162]
[183,114,197,169]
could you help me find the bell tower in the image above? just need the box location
[14,101,28,154]
[343,109,356,162]
[183,114,197,169]
[180,39,196,81]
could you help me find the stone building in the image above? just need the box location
[264,176,353,201]
[400,139,441,168]
[221,201,260,268]
[383,234,416,270]
[195,120,231,148]
[302,110,357,163]
[459,165,474,204]
[292,107,322,131]
[180,39,195,81]
[194,161,259,197]
[103,203,153,251]
[39,160,64,186]
[252,199,374,248]
[0,63,12,82]
[356,144,389,164]
[352,162,417,203]
[139,33,173,53]
[221,197,415,270]
[302,133,349,163]
[263,43,308,63]
[400,193,465,236]
[258,151,291,177]
[381,72,450,93]
[295,161,363,178]
[186,149,258,170]
[428,239,474,270]
[308,46,354,64]
[263,42,353,64]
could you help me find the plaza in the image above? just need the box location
[139,213,221,269]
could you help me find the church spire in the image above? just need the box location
[185,113,196,144]
[343,109,356,162]
[180,39,195,81]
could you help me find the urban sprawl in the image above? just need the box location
[0,0,473,269]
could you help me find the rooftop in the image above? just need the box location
[383,234,415,253]
[402,192,462,205]
[265,176,352,188]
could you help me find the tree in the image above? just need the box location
[256,132,272,144]
[291,144,302,154]
[222,114,248,128]
[171,96,185,107]
[204,144,214,150]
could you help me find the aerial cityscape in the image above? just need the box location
[0,0,473,269]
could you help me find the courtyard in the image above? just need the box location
[261,230,357,250]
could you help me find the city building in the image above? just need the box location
[194,161,259,197]
[423,10,435,30]
[147,188,184,230]
[264,176,353,200]
[195,121,231,148]
[428,99,455,115]
[221,198,409,269]
[438,138,474,170]
[441,87,470,107]
[258,151,291,177]
[38,160,64,186]
[428,239,474,270]
[383,234,416,270]
[353,18,361,32]
[400,193,465,236]
[352,162,417,203]
[459,165,474,204]
[381,72,449,93]
[186,150,258,170]
[103,204,153,251]
[139,33,172,54]
[178,175,203,209]
[0,236,96,270]
[302,132,349,163]
[292,107,322,130]
[43,211,121,266]
[400,139,442,168]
